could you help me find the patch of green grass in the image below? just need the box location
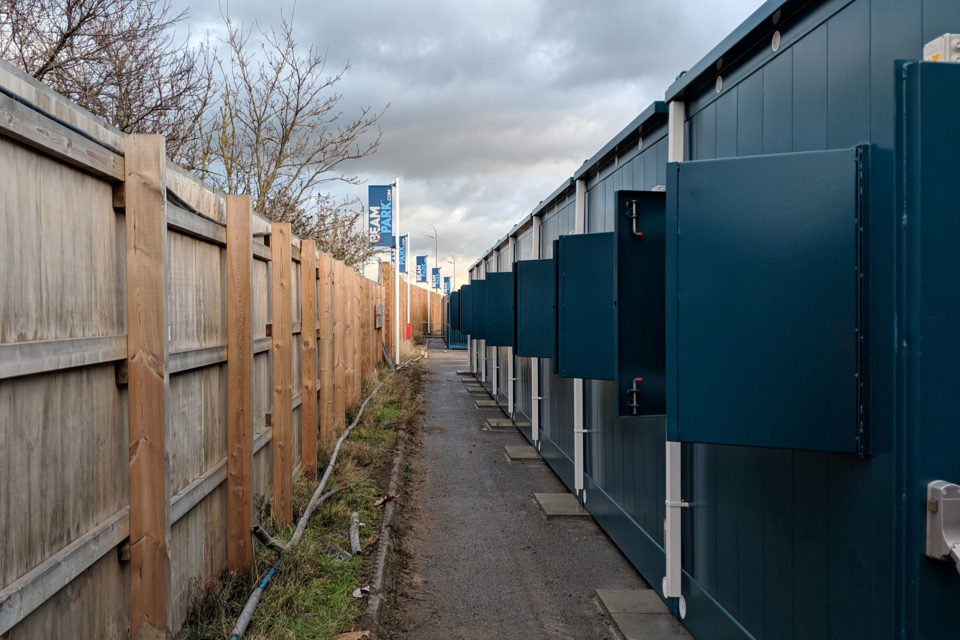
[243,550,363,640]
[374,401,401,424]
[177,362,427,640]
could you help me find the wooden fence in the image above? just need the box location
[0,61,441,638]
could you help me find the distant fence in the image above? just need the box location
[0,60,441,638]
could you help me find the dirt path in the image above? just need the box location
[381,346,648,639]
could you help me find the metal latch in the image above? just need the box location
[626,200,644,238]
[926,480,960,574]
[626,377,643,415]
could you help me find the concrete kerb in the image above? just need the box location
[533,492,591,520]
[595,588,691,640]
[483,417,518,433]
[504,445,542,463]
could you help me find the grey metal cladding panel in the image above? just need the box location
[460,284,473,335]
[614,191,666,418]
[470,280,487,340]
[516,259,556,358]
[484,272,514,347]
[557,232,615,381]
[673,147,862,452]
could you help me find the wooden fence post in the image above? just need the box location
[226,194,253,572]
[317,253,334,450]
[354,274,362,400]
[351,273,361,403]
[361,279,370,380]
[299,240,318,478]
[270,222,292,525]
[333,261,346,427]
[382,262,394,363]
[378,267,387,366]
[125,134,169,638]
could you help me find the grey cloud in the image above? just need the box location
[174,0,763,269]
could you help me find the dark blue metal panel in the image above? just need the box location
[792,24,828,152]
[900,60,960,640]
[667,147,865,452]
[470,279,487,340]
[762,49,792,154]
[825,1,869,148]
[515,258,556,358]
[449,291,461,332]
[446,293,467,349]
[459,284,474,335]
[736,72,763,156]
[716,90,738,158]
[484,272,514,347]
[614,190,666,418]
[556,232,615,380]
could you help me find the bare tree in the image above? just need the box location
[0,0,210,158]
[0,1,384,268]
[189,11,384,266]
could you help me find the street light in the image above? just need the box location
[447,257,456,291]
[425,224,439,334]
[425,224,438,286]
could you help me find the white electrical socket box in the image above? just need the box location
[924,34,960,62]
[927,480,960,574]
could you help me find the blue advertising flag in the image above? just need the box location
[416,256,427,283]
[399,235,408,273]
[431,267,441,289]
[368,185,393,247]
[444,276,451,296]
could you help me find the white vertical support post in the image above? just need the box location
[427,259,431,335]
[479,261,487,384]
[507,236,516,417]
[531,214,541,444]
[573,178,587,497]
[468,266,475,374]
[405,234,410,333]
[664,99,686,611]
[490,257,497,398]
[394,178,401,366]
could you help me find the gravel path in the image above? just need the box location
[382,345,648,640]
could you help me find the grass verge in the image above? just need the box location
[177,361,426,640]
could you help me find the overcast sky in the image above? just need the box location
[177,0,763,286]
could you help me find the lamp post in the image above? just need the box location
[447,256,456,291]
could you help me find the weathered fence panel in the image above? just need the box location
[0,61,442,638]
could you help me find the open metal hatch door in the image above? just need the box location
[556,232,616,380]
[515,258,556,358]
[484,272,515,347]
[667,146,868,453]
[615,190,667,417]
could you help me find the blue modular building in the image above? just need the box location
[451,1,960,638]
